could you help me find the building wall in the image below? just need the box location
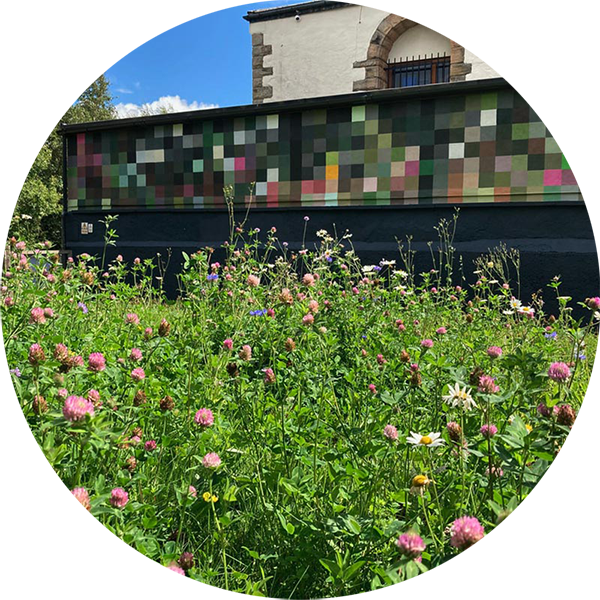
[250,4,385,102]
[388,25,450,62]
[64,82,580,213]
[249,3,498,103]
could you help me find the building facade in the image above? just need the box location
[245,1,498,103]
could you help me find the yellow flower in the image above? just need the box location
[412,474,430,487]
[211,495,218,503]
[525,423,532,433]
[202,492,212,502]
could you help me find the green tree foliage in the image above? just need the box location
[11,75,116,246]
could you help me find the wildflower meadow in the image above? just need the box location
[2,211,596,598]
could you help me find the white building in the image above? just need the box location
[245,1,498,103]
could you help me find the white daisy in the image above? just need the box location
[509,298,522,310]
[443,383,477,411]
[517,305,535,317]
[406,431,445,447]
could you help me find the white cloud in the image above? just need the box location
[115,87,134,94]
[115,95,218,118]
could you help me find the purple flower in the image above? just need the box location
[77,302,88,314]
[206,273,219,281]
[544,331,557,340]
[88,352,106,372]
[202,452,221,469]
[396,532,426,559]
[548,362,571,383]
[110,487,129,509]
[383,424,398,441]
[480,423,498,438]
[194,408,214,427]
[131,367,145,382]
[450,516,485,551]
[487,346,503,358]
[10,367,21,377]
[478,375,499,394]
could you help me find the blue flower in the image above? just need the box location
[544,331,557,339]
[373,265,382,272]
[249,309,267,316]
[206,273,219,281]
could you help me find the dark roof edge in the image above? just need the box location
[243,1,350,23]
[59,77,511,134]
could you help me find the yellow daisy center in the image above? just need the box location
[420,435,433,445]
[412,474,429,487]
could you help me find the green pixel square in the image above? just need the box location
[326,152,339,166]
[512,123,529,140]
[481,92,498,110]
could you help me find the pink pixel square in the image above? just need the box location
[543,170,562,186]
[302,180,314,194]
[405,161,419,176]
[234,157,245,171]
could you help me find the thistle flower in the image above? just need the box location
[436,326,447,335]
[144,440,157,452]
[406,431,444,447]
[443,383,476,411]
[223,338,233,350]
[450,516,485,551]
[383,424,398,441]
[548,362,571,383]
[87,389,101,408]
[420,339,434,349]
[368,383,377,394]
[194,408,214,427]
[284,337,296,352]
[110,488,129,509]
[396,532,426,559]
[188,485,197,498]
[202,452,221,469]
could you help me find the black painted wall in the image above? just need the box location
[64,203,599,317]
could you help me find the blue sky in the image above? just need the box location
[106,0,294,114]
[106,1,299,115]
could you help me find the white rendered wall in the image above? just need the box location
[464,0,504,81]
[388,24,451,62]
[250,5,388,102]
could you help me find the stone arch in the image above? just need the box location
[353,14,471,91]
